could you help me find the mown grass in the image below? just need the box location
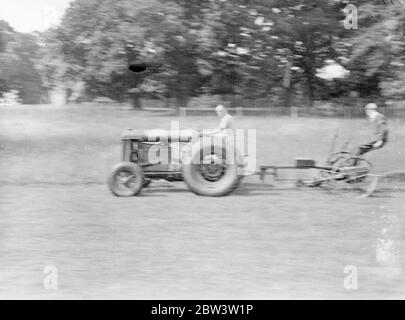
[0,104,404,299]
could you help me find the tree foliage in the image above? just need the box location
[2,0,405,106]
[0,21,45,103]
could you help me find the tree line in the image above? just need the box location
[0,0,404,108]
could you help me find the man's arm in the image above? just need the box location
[200,127,222,136]
[201,115,232,136]
[372,114,388,147]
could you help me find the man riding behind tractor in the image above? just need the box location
[308,102,388,187]
[356,103,389,157]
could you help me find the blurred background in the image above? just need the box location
[0,0,404,116]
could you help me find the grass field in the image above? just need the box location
[0,104,405,299]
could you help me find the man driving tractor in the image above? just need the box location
[203,104,236,136]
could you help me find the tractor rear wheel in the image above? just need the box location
[182,139,243,196]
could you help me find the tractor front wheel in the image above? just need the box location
[108,162,144,196]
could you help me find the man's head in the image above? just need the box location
[365,103,378,118]
[215,104,227,118]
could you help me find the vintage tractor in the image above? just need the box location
[108,129,245,197]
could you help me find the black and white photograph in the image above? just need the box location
[0,0,404,301]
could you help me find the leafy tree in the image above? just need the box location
[345,0,405,99]
[45,0,197,108]
[0,20,45,103]
[36,0,405,108]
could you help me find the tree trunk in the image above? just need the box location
[131,93,141,109]
[304,33,316,108]
[306,73,315,108]
[175,95,189,115]
[285,87,292,109]
[283,60,293,109]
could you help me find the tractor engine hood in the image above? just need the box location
[121,128,196,142]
